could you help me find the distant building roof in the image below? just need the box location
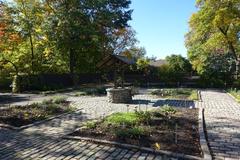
[149,59,167,67]
[114,55,136,65]
[97,54,136,70]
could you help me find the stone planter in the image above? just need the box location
[106,88,132,103]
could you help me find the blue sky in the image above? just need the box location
[129,0,197,59]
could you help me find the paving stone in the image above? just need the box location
[0,89,202,159]
[198,90,240,160]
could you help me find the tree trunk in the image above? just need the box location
[228,41,239,79]
[219,27,239,79]
[69,48,78,86]
[29,33,34,74]
[69,48,74,75]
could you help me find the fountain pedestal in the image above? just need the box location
[106,88,132,103]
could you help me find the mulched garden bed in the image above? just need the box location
[0,97,75,127]
[70,107,201,157]
[151,88,199,101]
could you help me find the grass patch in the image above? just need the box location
[151,88,198,100]
[227,88,240,102]
[115,127,146,138]
[0,97,76,127]
[105,112,140,126]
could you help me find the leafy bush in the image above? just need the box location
[104,112,140,126]
[135,111,151,123]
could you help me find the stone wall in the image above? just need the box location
[106,88,132,103]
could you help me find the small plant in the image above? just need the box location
[160,105,177,119]
[46,103,61,113]
[52,96,67,104]
[85,121,97,129]
[104,112,140,126]
[189,90,198,100]
[135,111,151,123]
[74,92,87,96]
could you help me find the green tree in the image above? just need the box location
[200,52,235,85]
[10,0,46,74]
[129,47,147,60]
[166,55,192,73]
[46,0,133,74]
[164,55,192,83]
[185,0,240,77]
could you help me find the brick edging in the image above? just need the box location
[63,136,202,160]
[198,108,212,160]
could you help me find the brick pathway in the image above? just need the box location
[199,90,240,160]
[0,94,180,160]
[0,128,173,160]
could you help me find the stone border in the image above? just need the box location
[63,136,202,160]
[198,107,212,160]
[0,107,82,131]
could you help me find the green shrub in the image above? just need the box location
[135,111,151,123]
[189,90,198,100]
[115,127,146,138]
[85,121,97,129]
[104,112,140,126]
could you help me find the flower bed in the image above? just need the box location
[0,96,75,127]
[70,106,201,156]
[151,88,199,100]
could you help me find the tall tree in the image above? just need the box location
[186,0,240,76]
[46,0,133,74]
[110,27,137,56]
[166,54,192,73]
